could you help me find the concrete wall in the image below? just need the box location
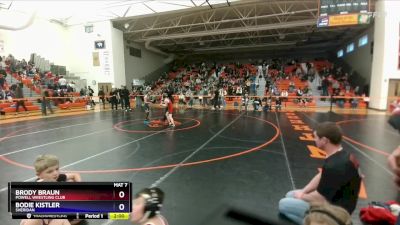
[370,0,400,109]
[124,41,166,85]
[342,26,374,85]
[67,22,126,94]
[111,26,126,89]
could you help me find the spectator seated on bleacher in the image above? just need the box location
[350,98,359,108]
[178,92,185,106]
[263,97,272,112]
[275,97,282,111]
[336,91,346,108]
[253,97,261,111]
[304,88,313,103]
[0,89,6,100]
[241,93,249,111]
[288,81,295,93]
[295,88,303,102]
[58,76,67,90]
[272,87,280,96]
[139,59,363,110]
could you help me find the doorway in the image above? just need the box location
[388,79,400,110]
[98,83,112,95]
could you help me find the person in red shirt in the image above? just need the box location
[160,92,175,127]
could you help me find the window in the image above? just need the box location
[346,43,354,53]
[129,47,141,58]
[85,25,93,33]
[358,34,368,47]
[337,49,344,58]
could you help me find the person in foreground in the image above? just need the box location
[279,122,361,224]
[131,187,169,225]
[19,155,82,225]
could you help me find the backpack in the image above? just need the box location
[360,201,399,225]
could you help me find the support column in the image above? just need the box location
[370,0,400,110]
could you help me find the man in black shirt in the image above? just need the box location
[119,87,125,110]
[213,88,220,110]
[88,86,95,108]
[121,86,131,111]
[279,122,361,225]
[110,88,119,110]
[98,88,106,109]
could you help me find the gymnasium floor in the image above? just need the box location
[0,108,398,225]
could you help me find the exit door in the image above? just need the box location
[388,79,400,110]
[98,83,112,95]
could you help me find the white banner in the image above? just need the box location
[132,79,144,86]
[102,51,110,76]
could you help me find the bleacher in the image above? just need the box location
[165,60,372,110]
[0,53,88,115]
[0,101,40,113]
[0,56,372,116]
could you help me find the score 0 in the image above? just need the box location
[118,190,126,199]
[113,183,129,200]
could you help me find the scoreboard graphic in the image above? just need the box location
[317,0,372,27]
[319,0,369,16]
[8,182,131,220]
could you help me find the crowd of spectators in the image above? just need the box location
[319,64,369,108]
[0,54,76,101]
[0,54,86,116]
[141,59,328,110]
[0,53,371,112]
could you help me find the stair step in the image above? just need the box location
[306,73,332,108]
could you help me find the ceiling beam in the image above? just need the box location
[153,30,320,46]
[206,0,213,9]
[135,19,316,41]
[111,0,316,22]
[186,42,338,55]
[191,41,298,52]
[125,8,317,34]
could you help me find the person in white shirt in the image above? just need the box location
[58,76,67,90]
[281,89,289,107]
[219,87,226,108]
[186,89,194,109]
[178,92,185,109]
[236,86,243,96]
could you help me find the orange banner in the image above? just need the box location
[329,14,358,27]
